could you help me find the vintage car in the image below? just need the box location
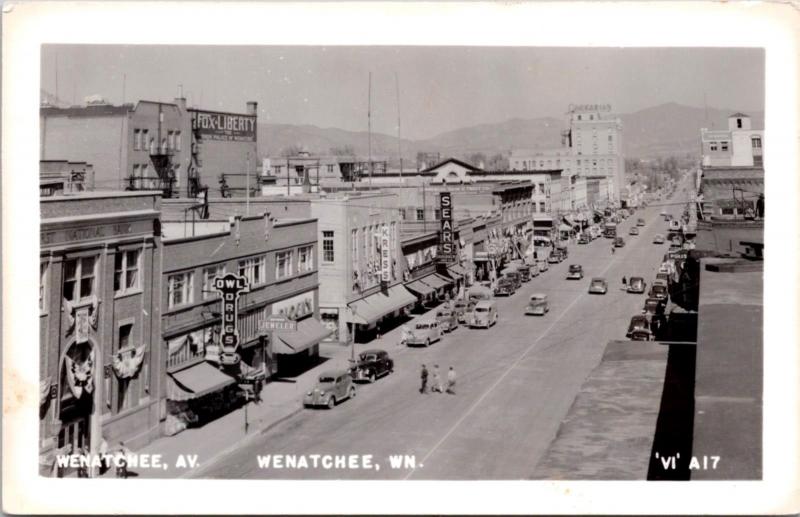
[494,277,516,297]
[526,293,549,316]
[626,315,653,341]
[614,237,626,248]
[648,283,668,301]
[629,227,639,236]
[350,350,394,383]
[303,370,356,409]
[547,249,563,264]
[557,245,569,259]
[668,220,682,232]
[627,276,646,294]
[528,262,540,278]
[435,307,459,333]
[501,267,522,290]
[471,300,498,328]
[578,234,590,245]
[655,272,670,284]
[567,264,584,280]
[588,277,608,295]
[452,298,475,324]
[515,264,532,282]
[653,234,666,244]
[637,218,646,227]
[406,320,442,347]
[468,285,494,303]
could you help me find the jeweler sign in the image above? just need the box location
[213,274,249,359]
[439,192,456,262]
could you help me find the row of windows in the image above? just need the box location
[167,245,315,309]
[133,129,182,152]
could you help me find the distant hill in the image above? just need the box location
[257,102,764,163]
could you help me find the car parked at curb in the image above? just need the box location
[649,283,668,301]
[350,350,394,383]
[494,277,516,296]
[304,370,356,409]
[588,277,608,295]
[626,315,653,341]
[452,298,475,324]
[406,320,442,347]
[435,307,459,333]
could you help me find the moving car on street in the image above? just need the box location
[637,218,646,227]
[525,293,549,316]
[567,264,584,280]
[471,300,498,329]
[653,234,665,244]
[304,370,356,409]
[627,276,646,294]
[406,319,442,347]
[588,277,608,294]
[436,307,459,332]
[614,237,626,248]
[350,350,394,383]
[578,234,590,245]
[629,227,639,236]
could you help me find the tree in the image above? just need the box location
[330,145,356,157]
[280,144,305,157]
[464,152,487,169]
[486,153,509,171]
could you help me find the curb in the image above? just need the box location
[180,405,304,479]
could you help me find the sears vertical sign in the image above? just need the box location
[439,192,456,262]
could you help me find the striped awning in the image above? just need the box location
[167,362,236,402]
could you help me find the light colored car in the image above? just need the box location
[303,370,356,409]
[435,308,459,333]
[526,293,549,315]
[406,320,442,347]
[628,276,646,294]
[588,277,608,295]
[653,234,665,244]
[629,227,639,236]
[470,300,498,328]
[452,299,475,324]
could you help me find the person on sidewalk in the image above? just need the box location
[446,366,457,395]
[399,324,410,347]
[622,276,627,290]
[420,364,429,394]
[431,365,443,393]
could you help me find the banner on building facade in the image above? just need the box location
[439,192,456,262]
[381,225,391,283]
[191,110,257,142]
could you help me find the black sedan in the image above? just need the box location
[350,349,394,383]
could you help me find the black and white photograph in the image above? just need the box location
[3,2,799,515]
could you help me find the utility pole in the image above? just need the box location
[246,152,251,215]
[395,72,403,180]
[368,71,373,187]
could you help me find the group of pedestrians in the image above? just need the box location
[419,364,456,395]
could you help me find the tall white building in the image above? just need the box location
[700,113,763,167]
[510,104,625,209]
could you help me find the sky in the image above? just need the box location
[41,45,764,140]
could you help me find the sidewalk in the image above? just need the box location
[98,305,435,479]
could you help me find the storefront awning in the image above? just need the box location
[558,223,572,232]
[349,285,418,325]
[405,279,436,298]
[419,273,452,290]
[273,317,332,355]
[167,362,236,402]
[447,264,468,279]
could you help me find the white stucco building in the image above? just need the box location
[701,113,763,167]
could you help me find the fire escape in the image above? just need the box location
[125,103,177,197]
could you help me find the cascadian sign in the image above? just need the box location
[439,192,456,262]
[191,110,257,142]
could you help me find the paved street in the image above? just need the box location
[197,195,686,480]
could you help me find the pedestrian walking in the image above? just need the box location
[399,324,410,347]
[420,364,429,394]
[446,366,457,395]
[432,365,443,393]
[611,246,616,255]
[622,276,627,289]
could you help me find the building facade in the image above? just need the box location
[701,113,763,167]
[160,213,325,433]
[39,192,163,474]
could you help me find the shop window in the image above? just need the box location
[276,250,294,280]
[238,255,266,286]
[63,256,96,303]
[202,264,225,299]
[298,245,314,273]
[167,271,194,308]
[322,231,335,263]
[114,249,141,294]
[40,262,48,313]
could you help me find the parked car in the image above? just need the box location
[637,218,646,227]
[406,320,442,347]
[627,276,646,294]
[501,267,522,290]
[452,298,475,324]
[588,277,608,295]
[435,307,459,332]
[629,227,639,236]
[655,272,670,284]
[471,300,498,328]
[529,262,540,278]
[567,264,584,280]
[303,370,356,409]
[350,350,394,383]
[648,283,668,301]
[516,264,532,282]
[614,237,626,248]
[548,251,562,264]
[626,315,653,341]
[526,293,549,316]
[537,259,549,272]
[556,245,569,259]
[468,285,494,303]
[578,234,590,245]
[494,277,516,296]
[653,234,665,244]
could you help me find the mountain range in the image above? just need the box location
[258,102,764,164]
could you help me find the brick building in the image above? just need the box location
[39,191,163,475]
